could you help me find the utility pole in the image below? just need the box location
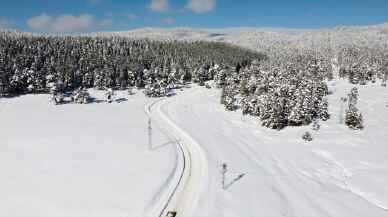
[221,163,228,190]
[148,117,152,150]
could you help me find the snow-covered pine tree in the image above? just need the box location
[345,87,364,129]
[317,98,330,121]
[94,71,105,90]
[345,108,364,130]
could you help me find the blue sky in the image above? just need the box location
[1,0,388,33]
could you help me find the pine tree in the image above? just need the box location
[345,87,364,130]
[345,109,364,130]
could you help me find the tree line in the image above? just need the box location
[0,31,264,97]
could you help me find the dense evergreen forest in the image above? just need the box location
[218,45,387,130]
[0,31,263,96]
[1,31,387,130]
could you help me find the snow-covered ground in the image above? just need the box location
[1,80,388,217]
[1,78,388,217]
[161,81,388,217]
[0,90,176,217]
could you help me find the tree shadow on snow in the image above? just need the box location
[88,97,105,104]
[115,98,128,103]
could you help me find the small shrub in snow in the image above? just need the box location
[50,81,65,105]
[128,86,134,95]
[72,88,91,104]
[51,93,64,105]
[302,131,313,142]
[224,95,237,111]
[312,120,320,131]
[106,88,115,103]
[144,83,168,98]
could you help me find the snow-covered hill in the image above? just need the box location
[92,22,388,52]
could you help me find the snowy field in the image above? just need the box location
[1,77,388,217]
[162,81,388,217]
[0,90,176,217]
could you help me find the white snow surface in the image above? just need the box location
[0,90,176,217]
[1,76,388,216]
[161,81,388,217]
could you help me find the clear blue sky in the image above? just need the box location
[1,0,388,33]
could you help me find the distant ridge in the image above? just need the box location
[3,22,388,52]
[85,22,388,51]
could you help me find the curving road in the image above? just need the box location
[145,97,208,217]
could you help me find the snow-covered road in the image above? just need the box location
[146,97,208,217]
